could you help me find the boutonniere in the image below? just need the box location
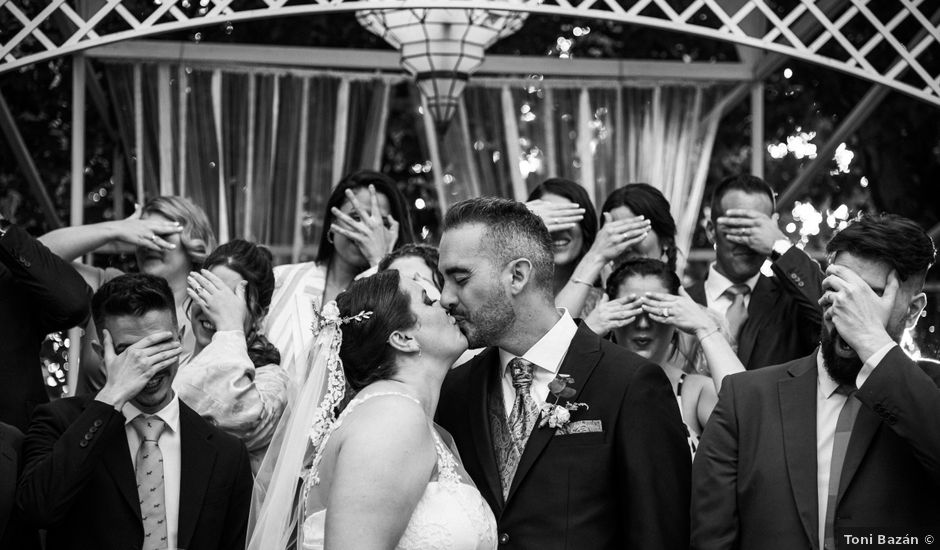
[538,374,589,429]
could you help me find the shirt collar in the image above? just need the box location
[499,309,578,377]
[704,262,761,304]
[816,349,841,399]
[123,394,181,434]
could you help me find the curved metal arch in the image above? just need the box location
[2,0,939,107]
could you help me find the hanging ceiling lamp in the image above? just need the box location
[357,3,533,133]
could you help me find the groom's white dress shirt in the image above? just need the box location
[497,310,578,416]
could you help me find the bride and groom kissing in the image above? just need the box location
[250,197,691,550]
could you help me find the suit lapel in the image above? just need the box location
[468,348,504,512]
[778,356,820,550]
[835,404,880,508]
[176,402,217,549]
[100,409,142,521]
[738,275,778,367]
[505,324,601,504]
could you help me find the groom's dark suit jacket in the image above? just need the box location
[17,396,253,550]
[437,323,691,550]
[692,347,940,550]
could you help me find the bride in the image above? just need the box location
[248,269,497,549]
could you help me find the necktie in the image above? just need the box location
[823,385,860,550]
[132,415,168,550]
[500,357,540,498]
[723,284,751,344]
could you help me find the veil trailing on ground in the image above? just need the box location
[247,301,371,550]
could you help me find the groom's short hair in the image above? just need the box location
[443,197,554,296]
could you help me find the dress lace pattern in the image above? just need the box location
[302,392,497,550]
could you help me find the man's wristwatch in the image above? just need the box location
[770,238,792,261]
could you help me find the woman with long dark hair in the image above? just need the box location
[526,178,653,318]
[264,170,415,387]
[605,258,743,451]
[175,239,290,472]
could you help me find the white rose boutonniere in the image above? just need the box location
[538,373,588,430]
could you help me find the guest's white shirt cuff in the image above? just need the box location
[856,342,897,388]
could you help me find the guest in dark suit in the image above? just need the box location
[436,197,690,550]
[0,421,40,549]
[17,273,252,550]
[686,174,823,369]
[693,213,940,550]
[0,215,91,430]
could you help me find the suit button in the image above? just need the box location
[499,533,510,545]
[790,273,798,279]
[84,433,93,440]
[80,440,88,448]
[93,419,103,427]
[90,426,98,433]
[19,256,30,267]
[798,281,805,287]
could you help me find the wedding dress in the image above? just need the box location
[301,392,497,550]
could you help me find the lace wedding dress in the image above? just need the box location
[302,392,497,550]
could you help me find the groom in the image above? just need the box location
[436,197,690,549]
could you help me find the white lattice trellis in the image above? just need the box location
[1,0,939,108]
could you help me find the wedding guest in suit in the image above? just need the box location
[685,174,824,369]
[39,196,216,393]
[175,239,290,473]
[0,421,40,549]
[18,273,252,550]
[436,197,690,550]
[692,213,940,550]
[0,214,91,431]
[264,170,414,388]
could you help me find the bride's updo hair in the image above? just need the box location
[336,270,417,391]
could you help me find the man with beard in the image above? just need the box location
[686,174,824,369]
[692,213,940,550]
[435,197,690,550]
[18,273,252,550]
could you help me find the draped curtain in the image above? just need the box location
[106,60,724,271]
[104,62,391,263]
[441,79,726,271]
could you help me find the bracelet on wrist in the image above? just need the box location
[570,277,594,288]
[698,328,721,341]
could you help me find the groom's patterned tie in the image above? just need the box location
[132,415,168,550]
[499,357,540,498]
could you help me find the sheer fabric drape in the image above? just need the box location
[104,62,391,263]
[448,80,724,270]
[106,61,722,269]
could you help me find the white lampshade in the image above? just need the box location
[357,5,531,131]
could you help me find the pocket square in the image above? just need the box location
[555,419,603,435]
